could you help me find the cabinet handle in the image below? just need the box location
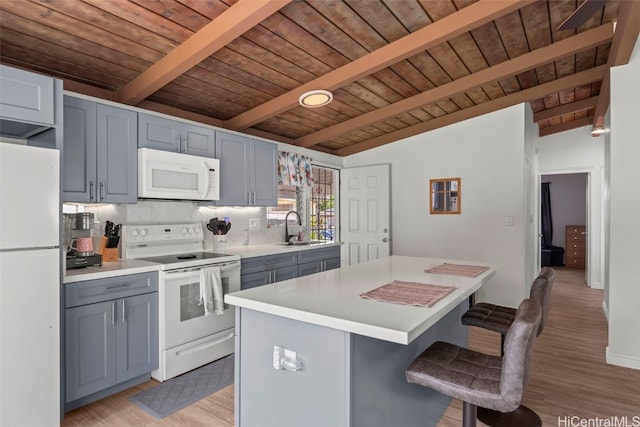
[268,271,272,284]
[121,300,126,323]
[99,182,104,201]
[111,302,115,325]
[273,270,277,282]
[89,180,95,201]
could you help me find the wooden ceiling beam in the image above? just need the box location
[115,0,292,105]
[533,96,598,122]
[335,65,607,156]
[592,0,640,128]
[539,116,594,137]
[297,24,613,148]
[224,0,536,131]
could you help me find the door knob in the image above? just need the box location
[383,238,389,243]
[383,228,388,233]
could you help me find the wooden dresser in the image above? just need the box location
[565,225,586,268]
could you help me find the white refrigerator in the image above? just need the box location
[0,143,60,426]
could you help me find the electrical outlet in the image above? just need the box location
[249,219,260,230]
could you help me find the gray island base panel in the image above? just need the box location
[227,256,496,427]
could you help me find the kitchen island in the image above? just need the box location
[225,255,496,427]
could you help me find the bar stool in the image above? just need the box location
[460,267,554,426]
[406,299,541,427]
[462,267,554,355]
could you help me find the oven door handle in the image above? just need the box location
[164,263,240,278]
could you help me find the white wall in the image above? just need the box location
[524,103,540,293]
[606,34,640,370]
[344,104,528,308]
[537,126,605,289]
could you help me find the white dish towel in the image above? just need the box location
[199,266,224,316]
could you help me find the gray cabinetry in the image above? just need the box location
[215,131,277,206]
[0,64,54,137]
[240,246,341,289]
[63,96,137,203]
[138,113,216,157]
[297,246,341,277]
[240,252,298,290]
[64,272,158,409]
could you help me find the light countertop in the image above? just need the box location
[63,259,160,283]
[62,242,341,283]
[225,255,496,345]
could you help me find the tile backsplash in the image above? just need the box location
[70,200,287,252]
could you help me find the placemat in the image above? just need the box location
[360,280,456,307]
[424,263,490,278]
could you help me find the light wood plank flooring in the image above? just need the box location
[62,267,640,427]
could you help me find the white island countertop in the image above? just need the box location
[226,255,496,345]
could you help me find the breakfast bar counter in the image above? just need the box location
[225,256,496,427]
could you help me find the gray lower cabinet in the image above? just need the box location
[63,96,137,203]
[240,246,341,289]
[215,131,277,206]
[64,272,158,409]
[297,246,341,277]
[240,252,298,290]
[138,112,216,157]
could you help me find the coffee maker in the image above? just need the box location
[65,212,102,269]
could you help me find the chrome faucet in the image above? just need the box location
[285,210,302,243]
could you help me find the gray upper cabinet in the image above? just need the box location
[251,139,278,206]
[0,64,54,131]
[215,131,277,206]
[138,113,216,157]
[63,96,137,203]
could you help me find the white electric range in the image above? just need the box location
[122,223,240,381]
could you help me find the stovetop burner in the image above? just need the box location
[139,252,233,264]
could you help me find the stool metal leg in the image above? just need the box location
[462,401,477,427]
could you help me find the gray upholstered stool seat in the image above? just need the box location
[407,299,541,427]
[460,303,515,336]
[462,267,554,339]
[458,267,554,426]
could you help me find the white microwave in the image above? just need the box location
[138,148,220,201]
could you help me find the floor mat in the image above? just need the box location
[128,355,234,419]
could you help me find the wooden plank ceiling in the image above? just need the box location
[1,0,638,156]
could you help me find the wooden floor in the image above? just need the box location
[61,267,640,427]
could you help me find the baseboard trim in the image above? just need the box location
[602,300,609,322]
[606,347,640,370]
[589,280,603,290]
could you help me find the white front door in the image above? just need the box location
[340,164,390,266]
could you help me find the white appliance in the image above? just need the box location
[138,148,220,201]
[122,223,240,381]
[0,143,60,426]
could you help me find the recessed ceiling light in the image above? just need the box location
[591,126,606,136]
[299,90,333,108]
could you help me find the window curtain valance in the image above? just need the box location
[278,151,314,188]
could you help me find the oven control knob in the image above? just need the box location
[131,229,139,237]
[182,227,188,235]
[195,227,201,234]
[140,229,148,236]
[187,227,194,234]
